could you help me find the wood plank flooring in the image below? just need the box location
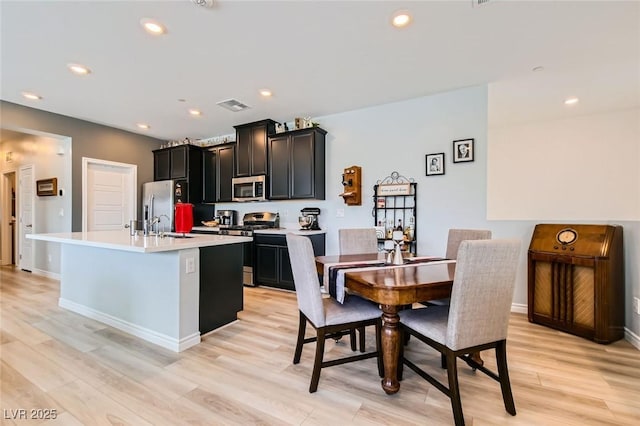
[1,265,639,425]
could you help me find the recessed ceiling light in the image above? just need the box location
[259,89,272,97]
[189,109,202,116]
[22,91,42,100]
[137,123,150,130]
[564,97,579,105]
[391,11,412,28]
[140,18,167,35]
[67,63,91,75]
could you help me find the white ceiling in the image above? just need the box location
[1,0,638,141]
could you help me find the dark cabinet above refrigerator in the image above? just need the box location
[152,145,203,203]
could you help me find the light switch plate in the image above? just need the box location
[185,257,195,274]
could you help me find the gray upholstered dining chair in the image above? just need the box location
[286,233,383,393]
[399,239,521,426]
[338,227,380,350]
[446,228,492,259]
[338,228,379,255]
[426,228,492,307]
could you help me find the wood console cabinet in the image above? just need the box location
[234,119,277,177]
[527,224,624,343]
[254,233,325,291]
[268,127,326,200]
[203,143,235,203]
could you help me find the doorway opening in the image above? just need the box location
[1,170,17,266]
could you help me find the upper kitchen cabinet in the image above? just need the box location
[153,144,203,202]
[203,143,235,203]
[268,127,326,200]
[234,119,277,177]
[154,145,202,181]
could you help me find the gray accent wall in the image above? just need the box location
[1,100,164,231]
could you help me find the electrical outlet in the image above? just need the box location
[185,257,195,274]
[634,297,640,315]
[336,208,345,218]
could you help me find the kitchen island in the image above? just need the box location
[28,230,251,352]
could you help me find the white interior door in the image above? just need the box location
[18,165,34,271]
[82,158,137,232]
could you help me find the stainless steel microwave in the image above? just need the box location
[232,175,267,202]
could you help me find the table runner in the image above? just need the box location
[329,257,454,303]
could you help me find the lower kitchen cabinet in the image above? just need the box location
[254,233,325,291]
[199,243,243,333]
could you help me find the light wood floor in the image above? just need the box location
[1,266,639,425]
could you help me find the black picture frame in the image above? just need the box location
[453,138,474,163]
[426,153,445,176]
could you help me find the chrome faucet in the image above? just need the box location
[155,214,171,236]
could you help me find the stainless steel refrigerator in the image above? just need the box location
[142,180,175,233]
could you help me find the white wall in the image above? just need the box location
[488,108,640,220]
[0,133,72,275]
[215,85,640,340]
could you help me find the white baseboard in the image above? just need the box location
[511,303,527,314]
[59,298,200,352]
[512,303,639,351]
[32,268,61,280]
[625,327,640,350]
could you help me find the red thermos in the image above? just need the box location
[174,202,193,234]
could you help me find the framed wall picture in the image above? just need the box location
[426,153,445,176]
[36,178,58,196]
[453,138,474,163]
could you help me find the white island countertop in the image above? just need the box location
[191,226,326,235]
[28,230,252,253]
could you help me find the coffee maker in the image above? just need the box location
[299,207,321,230]
[217,210,237,227]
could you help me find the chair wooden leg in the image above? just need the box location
[359,326,366,352]
[496,340,516,415]
[309,328,326,393]
[441,353,447,369]
[376,321,384,378]
[445,351,465,426]
[398,328,405,380]
[349,328,357,351]
[293,312,306,364]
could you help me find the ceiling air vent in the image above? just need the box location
[472,0,491,6]
[217,99,250,112]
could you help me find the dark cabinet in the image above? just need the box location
[153,145,203,203]
[234,119,277,177]
[203,143,235,203]
[154,150,171,181]
[268,127,326,200]
[199,243,244,334]
[254,233,325,291]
